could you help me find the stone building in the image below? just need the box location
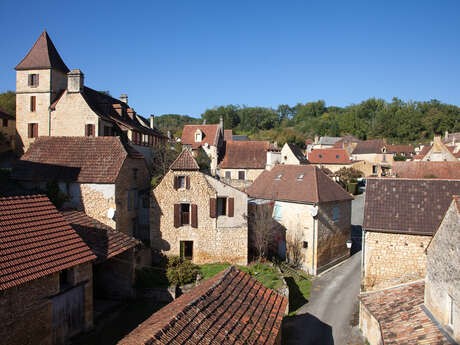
[180,119,225,175]
[362,178,460,291]
[118,266,288,345]
[11,136,151,240]
[421,135,460,162]
[425,196,460,342]
[306,148,359,173]
[280,142,308,165]
[0,107,16,152]
[351,139,393,176]
[14,30,166,154]
[0,194,96,345]
[151,149,248,265]
[247,164,353,275]
[218,140,270,189]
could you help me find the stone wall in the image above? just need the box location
[0,117,16,152]
[359,301,383,345]
[80,183,116,229]
[425,201,460,342]
[151,170,248,265]
[362,231,431,291]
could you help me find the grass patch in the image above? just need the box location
[280,265,312,315]
[199,263,231,280]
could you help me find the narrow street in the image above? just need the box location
[283,194,365,345]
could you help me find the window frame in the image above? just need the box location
[225,171,231,179]
[217,197,227,216]
[332,205,339,222]
[28,73,39,88]
[238,171,245,180]
[180,241,193,260]
[2,119,7,127]
[28,123,38,138]
[180,203,190,225]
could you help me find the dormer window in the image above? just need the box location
[336,155,339,159]
[195,129,202,142]
[297,173,304,181]
[275,174,283,180]
[319,154,323,158]
[28,74,39,87]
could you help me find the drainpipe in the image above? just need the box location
[48,107,52,136]
[361,229,366,291]
[311,206,316,275]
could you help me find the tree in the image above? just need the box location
[335,167,363,188]
[0,91,15,117]
[151,143,181,188]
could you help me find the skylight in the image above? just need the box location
[297,173,304,181]
[319,154,323,158]
[274,174,282,180]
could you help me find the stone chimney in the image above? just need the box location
[314,135,319,144]
[445,130,449,140]
[150,114,154,129]
[219,116,224,130]
[67,69,84,93]
[203,119,207,124]
[120,94,128,104]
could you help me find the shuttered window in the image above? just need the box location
[174,204,180,228]
[228,198,234,217]
[28,74,39,87]
[28,123,38,138]
[186,176,190,189]
[30,96,36,112]
[191,204,197,228]
[85,124,95,137]
[238,171,245,180]
[210,198,217,218]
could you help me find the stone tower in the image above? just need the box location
[15,30,69,153]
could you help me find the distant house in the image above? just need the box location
[311,136,342,149]
[306,148,358,173]
[247,165,352,274]
[422,136,459,162]
[280,142,308,165]
[0,107,15,152]
[151,150,248,265]
[351,139,393,176]
[180,119,224,175]
[118,266,288,345]
[15,31,166,154]
[392,161,460,179]
[386,144,415,158]
[218,140,270,189]
[362,178,460,291]
[11,137,151,240]
[0,194,96,345]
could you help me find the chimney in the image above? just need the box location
[67,69,84,93]
[150,114,154,129]
[127,108,134,120]
[219,116,224,129]
[314,135,319,144]
[203,119,207,124]
[120,94,128,104]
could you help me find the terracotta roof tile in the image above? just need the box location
[11,136,141,183]
[219,141,269,169]
[352,139,386,154]
[169,149,200,171]
[62,210,139,262]
[363,178,460,234]
[307,149,352,164]
[393,161,460,179]
[387,144,414,155]
[359,282,451,344]
[181,125,220,149]
[118,266,288,345]
[0,194,95,290]
[15,31,69,73]
[247,165,352,204]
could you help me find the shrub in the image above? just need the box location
[166,256,199,286]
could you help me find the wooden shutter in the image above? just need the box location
[28,124,33,138]
[30,96,36,112]
[33,124,38,138]
[173,176,178,190]
[28,74,32,86]
[210,198,217,218]
[174,204,180,228]
[36,74,39,86]
[191,204,198,228]
[186,176,190,189]
[228,198,234,217]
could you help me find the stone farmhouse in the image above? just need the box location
[421,135,460,162]
[0,194,96,345]
[362,177,460,291]
[386,144,415,158]
[351,139,394,176]
[118,266,288,345]
[280,142,308,165]
[0,107,15,152]
[247,165,353,275]
[11,136,151,241]
[359,195,460,345]
[14,30,166,154]
[306,148,358,173]
[218,140,271,189]
[151,149,248,265]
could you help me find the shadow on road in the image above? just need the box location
[350,225,362,256]
[282,313,334,345]
[285,276,309,311]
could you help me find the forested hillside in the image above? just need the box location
[151,114,201,137]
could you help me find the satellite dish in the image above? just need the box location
[310,206,318,217]
[107,207,115,219]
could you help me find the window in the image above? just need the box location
[238,171,245,180]
[59,269,73,291]
[332,206,339,222]
[28,73,39,87]
[274,174,282,181]
[319,154,323,158]
[178,176,185,188]
[225,171,231,179]
[2,119,7,127]
[30,96,36,112]
[297,173,304,181]
[217,197,227,216]
[180,241,193,260]
[195,133,201,142]
[273,203,282,221]
[85,124,95,137]
[336,155,339,159]
[28,123,38,138]
[104,126,112,136]
[180,203,190,225]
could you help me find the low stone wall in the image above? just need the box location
[359,301,383,345]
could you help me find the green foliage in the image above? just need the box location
[336,167,363,188]
[0,91,15,117]
[199,263,231,280]
[151,143,181,188]
[166,256,200,286]
[393,154,407,161]
[195,148,211,172]
[152,114,201,136]
[424,174,437,178]
[45,180,69,209]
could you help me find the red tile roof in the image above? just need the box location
[393,161,460,179]
[62,210,139,262]
[352,139,386,154]
[413,145,432,160]
[118,266,288,345]
[181,124,220,149]
[0,194,96,290]
[364,178,460,235]
[169,149,200,171]
[307,149,352,164]
[247,165,353,204]
[15,31,69,73]
[219,141,270,169]
[12,136,143,183]
[359,281,451,345]
[386,144,414,155]
[0,108,15,121]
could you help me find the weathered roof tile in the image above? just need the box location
[219,141,269,169]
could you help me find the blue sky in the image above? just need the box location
[1,1,460,117]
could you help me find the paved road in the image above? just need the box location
[282,195,365,345]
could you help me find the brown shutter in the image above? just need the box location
[173,176,178,190]
[186,176,190,189]
[85,124,89,136]
[191,204,198,228]
[210,198,217,218]
[33,124,38,138]
[174,204,180,228]
[28,74,32,86]
[36,74,39,86]
[28,124,32,138]
[228,198,234,217]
